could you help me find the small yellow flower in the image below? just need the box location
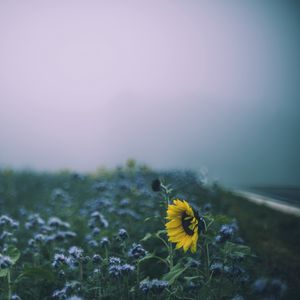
[166,199,199,253]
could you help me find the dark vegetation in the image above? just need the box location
[0,162,298,299]
[213,188,300,299]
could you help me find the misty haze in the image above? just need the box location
[0,0,299,187]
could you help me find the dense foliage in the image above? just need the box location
[0,163,290,299]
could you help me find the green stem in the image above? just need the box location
[206,243,210,272]
[7,269,12,300]
[79,262,83,282]
[202,238,210,279]
[105,246,108,261]
[166,191,174,270]
[157,235,170,250]
[151,255,169,267]
[98,270,102,300]
[136,261,140,287]
[125,276,129,299]
[169,243,173,270]
[161,182,174,270]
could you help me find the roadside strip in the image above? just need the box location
[234,190,300,217]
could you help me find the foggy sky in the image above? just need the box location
[0,0,299,186]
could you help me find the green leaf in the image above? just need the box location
[163,263,187,285]
[6,246,20,264]
[223,241,251,259]
[141,233,152,242]
[138,253,155,263]
[0,268,8,277]
[213,215,232,225]
[184,275,202,282]
[16,267,55,283]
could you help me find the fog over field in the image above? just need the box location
[0,0,299,187]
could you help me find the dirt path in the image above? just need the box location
[234,190,300,217]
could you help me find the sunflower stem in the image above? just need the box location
[202,237,210,280]
[169,244,174,270]
[162,184,174,270]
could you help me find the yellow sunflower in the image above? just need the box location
[166,199,199,253]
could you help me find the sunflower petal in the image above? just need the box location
[166,218,181,227]
[166,199,199,253]
[183,237,193,252]
[175,235,189,249]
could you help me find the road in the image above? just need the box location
[234,187,300,217]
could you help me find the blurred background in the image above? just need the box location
[0,0,299,188]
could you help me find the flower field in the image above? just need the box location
[0,163,298,300]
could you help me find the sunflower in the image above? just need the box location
[165,199,199,253]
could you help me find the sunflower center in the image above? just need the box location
[181,212,194,236]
